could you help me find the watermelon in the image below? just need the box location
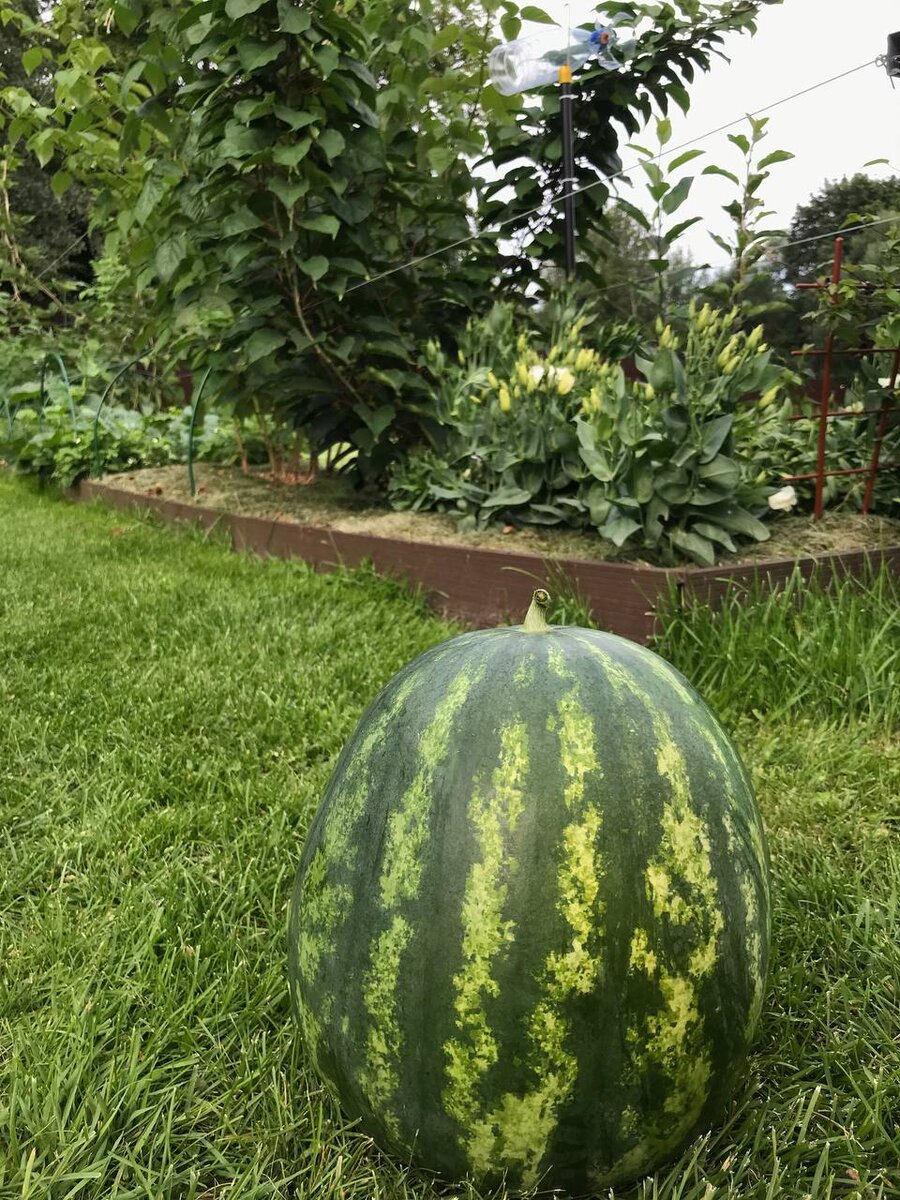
[288,589,770,1193]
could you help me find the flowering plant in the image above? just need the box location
[390,300,796,564]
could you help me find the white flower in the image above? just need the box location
[768,485,798,512]
[529,364,546,383]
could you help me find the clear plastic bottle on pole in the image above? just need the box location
[488,24,622,96]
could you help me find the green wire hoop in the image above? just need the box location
[91,350,150,478]
[187,367,213,498]
[40,353,77,427]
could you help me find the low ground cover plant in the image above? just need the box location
[0,476,897,1198]
[1,401,259,488]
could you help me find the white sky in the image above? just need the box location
[527,0,900,265]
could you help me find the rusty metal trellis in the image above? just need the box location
[783,237,900,519]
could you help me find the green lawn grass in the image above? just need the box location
[1,475,898,1200]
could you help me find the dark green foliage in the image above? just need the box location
[780,173,900,283]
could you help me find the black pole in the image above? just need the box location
[559,67,577,280]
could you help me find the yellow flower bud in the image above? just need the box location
[746,324,764,350]
[759,384,780,408]
[498,384,511,412]
[487,370,499,389]
[655,315,665,335]
[645,382,655,400]
[575,348,595,372]
[556,368,575,397]
[516,362,530,388]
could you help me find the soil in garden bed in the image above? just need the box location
[106,464,900,568]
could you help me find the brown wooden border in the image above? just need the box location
[71,479,899,643]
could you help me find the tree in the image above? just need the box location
[780,172,900,283]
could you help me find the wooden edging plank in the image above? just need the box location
[70,480,899,644]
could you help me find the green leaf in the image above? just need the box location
[299,255,329,281]
[615,199,651,231]
[656,117,672,146]
[661,175,693,216]
[670,528,716,566]
[520,6,557,24]
[702,164,740,186]
[316,128,345,162]
[705,506,770,541]
[113,2,141,35]
[667,83,690,115]
[314,44,339,76]
[155,235,187,283]
[223,206,262,236]
[226,0,268,15]
[575,419,615,482]
[599,511,641,546]
[697,454,740,490]
[269,177,309,208]
[353,403,395,439]
[699,414,733,462]
[300,213,340,237]
[757,149,794,169]
[727,132,750,154]
[272,139,311,168]
[50,169,72,198]
[616,402,644,448]
[245,329,286,364]
[427,145,456,174]
[661,216,701,248]
[482,485,534,509]
[273,106,316,130]
[238,39,285,72]
[22,46,43,74]
[667,148,704,171]
[693,522,737,552]
[430,23,463,52]
[277,0,311,33]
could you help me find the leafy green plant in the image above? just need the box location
[1,402,259,489]
[701,115,794,315]
[620,116,704,314]
[392,300,792,564]
[576,303,790,563]
[389,300,640,529]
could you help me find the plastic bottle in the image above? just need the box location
[488,26,620,96]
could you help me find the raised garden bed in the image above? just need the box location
[72,467,900,643]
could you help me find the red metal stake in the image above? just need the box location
[813,238,844,521]
[862,346,900,514]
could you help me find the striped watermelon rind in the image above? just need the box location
[289,590,770,1193]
